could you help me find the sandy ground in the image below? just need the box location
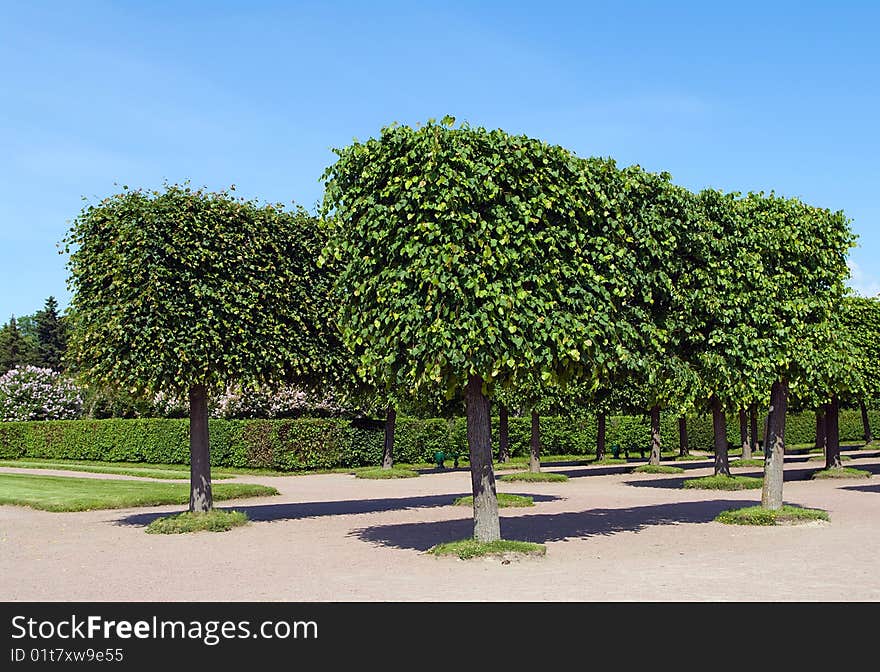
[2,450,879,602]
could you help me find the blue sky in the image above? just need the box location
[1,0,878,319]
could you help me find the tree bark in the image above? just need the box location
[814,409,826,455]
[825,394,841,470]
[188,384,213,513]
[529,409,541,473]
[497,404,509,463]
[464,374,501,542]
[382,405,396,469]
[859,399,873,444]
[739,407,751,460]
[761,379,788,510]
[596,412,607,460]
[648,405,661,465]
[762,412,770,454]
[678,416,688,457]
[712,396,731,476]
[749,405,759,455]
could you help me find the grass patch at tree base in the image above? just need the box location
[632,464,685,474]
[452,493,533,507]
[498,471,568,483]
[683,474,763,490]
[733,458,765,467]
[0,473,277,512]
[428,539,546,560]
[810,467,870,479]
[146,509,248,534]
[354,467,419,479]
[716,505,829,526]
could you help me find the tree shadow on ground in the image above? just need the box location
[115,492,563,527]
[839,483,880,494]
[622,464,831,489]
[352,499,750,551]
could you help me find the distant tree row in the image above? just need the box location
[0,296,68,373]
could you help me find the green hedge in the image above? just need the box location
[0,409,876,470]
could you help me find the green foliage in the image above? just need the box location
[0,317,33,373]
[740,193,854,392]
[33,297,68,371]
[498,471,568,482]
[322,119,660,397]
[428,538,546,559]
[716,505,829,525]
[453,493,534,507]
[0,473,276,512]
[145,510,249,534]
[354,467,419,479]
[841,296,880,405]
[810,467,870,479]
[682,475,763,490]
[632,464,685,474]
[65,183,337,398]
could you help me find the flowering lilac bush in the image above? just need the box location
[0,365,83,421]
[149,384,343,419]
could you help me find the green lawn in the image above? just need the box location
[0,473,278,512]
[0,458,241,480]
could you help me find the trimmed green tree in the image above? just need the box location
[322,119,642,541]
[65,184,331,511]
[737,193,854,509]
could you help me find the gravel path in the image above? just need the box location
[2,451,878,601]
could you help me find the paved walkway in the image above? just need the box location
[2,450,878,601]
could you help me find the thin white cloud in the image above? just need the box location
[847,259,880,297]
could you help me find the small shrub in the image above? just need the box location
[453,493,533,507]
[428,539,546,559]
[354,467,419,479]
[498,471,568,483]
[632,464,685,474]
[683,475,763,490]
[716,505,829,526]
[146,509,249,534]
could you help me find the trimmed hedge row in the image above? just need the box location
[0,409,875,470]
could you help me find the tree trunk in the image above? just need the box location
[814,409,826,454]
[596,412,607,460]
[497,404,509,463]
[749,405,759,455]
[464,374,501,542]
[825,395,841,470]
[761,379,788,510]
[529,409,541,473]
[382,405,396,469]
[188,384,213,513]
[712,396,730,476]
[859,399,873,444]
[739,407,751,460]
[678,416,688,457]
[761,412,770,453]
[648,405,661,465]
